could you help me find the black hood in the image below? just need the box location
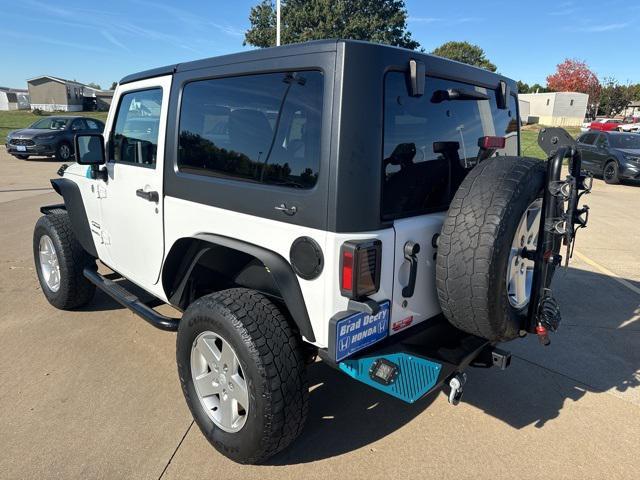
[9,128,65,139]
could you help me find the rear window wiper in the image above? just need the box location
[431,88,490,103]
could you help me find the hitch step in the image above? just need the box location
[83,268,180,331]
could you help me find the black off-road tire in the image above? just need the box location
[436,156,546,342]
[603,160,620,184]
[33,213,96,309]
[177,288,308,464]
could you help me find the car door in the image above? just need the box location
[593,134,611,173]
[577,133,597,171]
[98,76,171,289]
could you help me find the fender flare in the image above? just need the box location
[50,178,98,257]
[167,234,316,342]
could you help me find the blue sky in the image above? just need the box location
[1,0,639,89]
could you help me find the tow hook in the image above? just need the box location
[448,372,467,406]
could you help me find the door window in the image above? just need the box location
[85,119,101,130]
[110,88,163,168]
[578,133,597,145]
[596,135,608,148]
[177,71,323,189]
[71,118,87,131]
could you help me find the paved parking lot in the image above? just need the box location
[0,150,638,480]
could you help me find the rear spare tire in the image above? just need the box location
[436,156,546,342]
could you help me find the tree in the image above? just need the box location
[516,80,529,93]
[109,82,118,91]
[598,77,634,117]
[87,82,101,90]
[431,41,497,72]
[546,59,601,116]
[244,0,419,50]
[528,83,548,94]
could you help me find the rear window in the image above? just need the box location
[382,73,518,219]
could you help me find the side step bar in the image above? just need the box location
[83,268,180,331]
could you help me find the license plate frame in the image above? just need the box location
[332,301,390,362]
[16,145,27,152]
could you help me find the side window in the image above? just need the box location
[110,88,163,167]
[178,71,323,189]
[85,119,100,130]
[71,119,86,131]
[596,135,608,147]
[579,133,596,145]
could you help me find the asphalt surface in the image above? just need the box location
[0,150,638,480]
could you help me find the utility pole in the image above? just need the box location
[276,0,281,46]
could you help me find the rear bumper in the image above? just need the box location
[319,313,504,403]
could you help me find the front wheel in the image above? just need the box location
[603,160,620,184]
[33,213,96,309]
[176,288,308,464]
[55,142,72,161]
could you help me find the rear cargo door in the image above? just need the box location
[382,72,519,334]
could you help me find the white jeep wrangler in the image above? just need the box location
[33,40,590,464]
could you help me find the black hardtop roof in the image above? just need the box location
[119,39,514,87]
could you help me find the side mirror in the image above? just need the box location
[75,133,106,165]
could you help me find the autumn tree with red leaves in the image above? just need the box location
[547,59,601,117]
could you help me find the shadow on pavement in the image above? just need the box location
[270,266,640,464]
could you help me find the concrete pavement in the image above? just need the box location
[0,151,638,479]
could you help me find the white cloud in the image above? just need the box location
[101,30,129,52]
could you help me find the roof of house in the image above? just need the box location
[26,75,85,86]
[0,86,28,93]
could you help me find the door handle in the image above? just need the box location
[402,241,420,298]
[274,203,297,216]
[136,189,159,203]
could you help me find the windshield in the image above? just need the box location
[610,134,640,149]
[382,72,518,219]
[30,118,70,130]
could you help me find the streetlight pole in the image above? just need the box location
[276,0,281,46]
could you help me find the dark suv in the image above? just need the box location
[5,116,104,161]
[576,131,640,184]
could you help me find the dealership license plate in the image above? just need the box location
[16,145,26,152]
[335,301,390,362]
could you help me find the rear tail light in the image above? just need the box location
[478,136,506,149]
[340,240,382,299]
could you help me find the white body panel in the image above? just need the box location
[98,76,172,289]
[163,196,404,347]
[390,214,445,334]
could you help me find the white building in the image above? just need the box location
[518,98,530,125]
[622,101,640,118]
[518,92,588,127]
[0,87,30,111]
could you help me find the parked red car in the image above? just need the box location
[590,118,623,131]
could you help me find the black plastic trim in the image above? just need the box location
[119,65,177,85]
[84,268,180,331]
[50,178,98,257]
[168,234,316,342]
